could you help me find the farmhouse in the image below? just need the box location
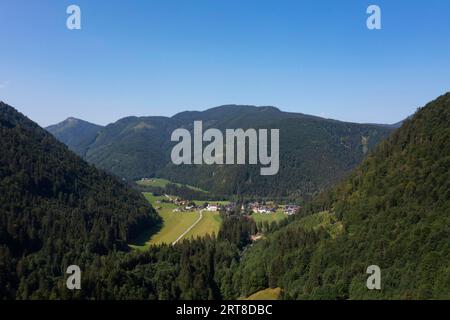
[206,204,219,212]
[223,202,236,213]
[284,205,300,215]
[248,202,277,214]
[257,207,275,214]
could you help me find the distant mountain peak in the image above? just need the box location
[60,116,97,126]
[46,117,103,157]
[47,117,102,129]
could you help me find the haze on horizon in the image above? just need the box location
[1,0,450,127]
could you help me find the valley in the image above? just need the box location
[130,189,289,249]
[1,93,449,300]
[129,193,216,248]
[3,0,449,303]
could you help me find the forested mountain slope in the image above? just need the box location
[48,105,394,199]
[1,92,447,300]
[160,115,390,198]
[0,102,160,299]
[85,116,178,180]
[232,93,450,299]
[46,117,103,157]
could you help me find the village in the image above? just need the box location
[156,196,300,216]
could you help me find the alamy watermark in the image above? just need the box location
[66,5,81,30]
[170,121,279,176]
[66,265,81,290]
[65,4,381,31]
[366,265,381,290]
[367,5,382,30]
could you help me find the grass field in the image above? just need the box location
[129,193,223,249]
[136,178,208,193]
[251,210,287,224]
[185,212,222,240]
[242,288,281,300]
[193,200,230,206]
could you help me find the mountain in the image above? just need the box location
[0,102,160,299]
[1,93,447,300]
[160,113,392,198]
[84,116,178,181]
[48,105,395,199]
[232,93,450,299]
[46,117,103,157]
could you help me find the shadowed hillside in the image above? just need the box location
[0,102,160,299]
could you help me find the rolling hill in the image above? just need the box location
[48,105,394,199]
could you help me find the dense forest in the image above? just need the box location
[232,93,450,299]
[0,102,160,299]
[0,102,258,300]
[1,91,449,300]
[136,183,227,201]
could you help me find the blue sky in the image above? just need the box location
[1,0,450,126]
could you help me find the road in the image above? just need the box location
[164,194,173,201]
[172,209,204,245]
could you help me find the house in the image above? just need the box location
[284,205,300,215]
[247,201,277,214]
[257,207,274,214]
[206,204,219,212]
[223,203,236,213]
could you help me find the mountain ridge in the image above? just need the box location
[46,104,395,198]
[46,116,103,157]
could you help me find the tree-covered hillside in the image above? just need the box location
[160,116,390,198]
[48,105,394,199]
[46,117,103,157]
[231,93,450,299]
[0,92,448,300]
[85,116,179,180]
[0,102,160,299]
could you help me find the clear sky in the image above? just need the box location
[1,0,450,127]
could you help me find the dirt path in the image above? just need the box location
[172,209,204,245]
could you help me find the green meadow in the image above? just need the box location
[136,178,208,193]
[251,210,287,224]
[130,193,222,249]
[130,193,290,250]
[185,212,222,240]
